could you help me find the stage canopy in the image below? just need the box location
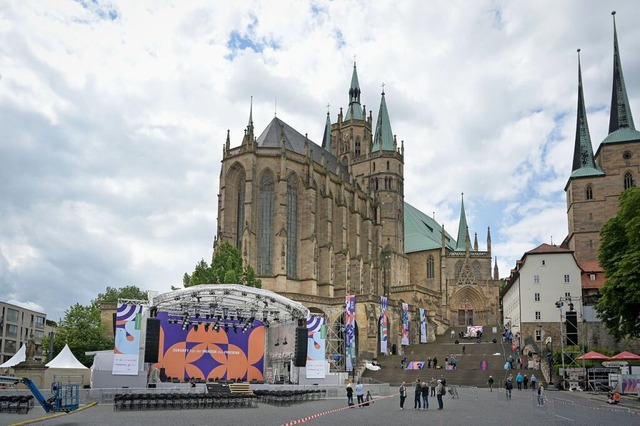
[150,284,310,325]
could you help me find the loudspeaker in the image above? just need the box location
[293,326,308,367]
[112,313,117,339]
[144,318,161,363]
[159,367,167,382]
[565,311,578,346]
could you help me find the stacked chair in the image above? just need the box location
[253,389,326,406]
[0,394,34,414]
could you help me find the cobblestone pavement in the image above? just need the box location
[3,388,639,426]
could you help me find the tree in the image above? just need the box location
[183,241,261,288]
[596,187,640,340]
[42,303,113,367]
[92,285,148,307]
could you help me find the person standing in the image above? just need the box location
[427,357,432,369]
[421,381,429,410]
[346,382,354,407]
[451,330,455,339]
[414,379,422,409]
[487,375,494,391]
[530,374,537,390]
[399,381,407,409]
[430,378,436,396]
[462,345,466,356]
[432,356,438,369]
[505,376,513,399]
[435,379,444,409]
[355,381,365,407]
[516,372,523,390]
[523,374,529,390]
[537,386,544,406]
[364,390,373,407]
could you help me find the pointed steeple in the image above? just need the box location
[609,11,635,134]
[247,96,254,137]
[571,50,598,173]
[372,87,394,152]
[344,62,363,121]
[322,110,332,150]
[487,226,492,254]
[455,193,469,251]
[493,257,499,281]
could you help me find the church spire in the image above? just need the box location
[372,86,394,152]
[344,62,363,121]
[608,11,635,133]
[247,96,254,140]
[322,110,332,150]
[572,49,598,172]
[455,193,469,251]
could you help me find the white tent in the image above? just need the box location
[46,344,87,369]
[0,344,25,368]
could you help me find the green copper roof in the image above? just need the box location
[570,166,605,179]
[608,12,635,134]
[372,91,394,152]
[571,50,601,177]
[601,127,640,144]
[344,63,363,121]
[321,111,332,150]
[455,194,470,251]
[404,202,456,253]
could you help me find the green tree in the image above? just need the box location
[596,187,640,340]
[183,241,261,288]
[92,285,148,307]
[42,303,113,367]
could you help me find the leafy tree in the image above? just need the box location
[92,285,148,307]
[596,187,640,340]
[42,303,113,367]
[183,241,261,288]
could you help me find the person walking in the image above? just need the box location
[505,376,513,399]
[364,390,373,407]
[516,372,523,390]
[451,330,455,339]
[462,345,466,356]
[530,374,537,390]
[487,375,494,391]
[435,379,444,409]
[346,382,354,407]
[355,381,365,407]
[399,381,407,409]
[537,386,544,406]
[421,381,429,410]
[414,379,422,409]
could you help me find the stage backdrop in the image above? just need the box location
[305,316,326,379]
[113,303,143,375]
[152,312,264,382]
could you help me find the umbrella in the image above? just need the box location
[610,351,640,360]
[577,351,610,361]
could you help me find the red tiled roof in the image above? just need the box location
[526,243,573,254]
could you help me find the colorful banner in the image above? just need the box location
[419,308,427,344]
[113,303,143,375]
[401,303,409,346]
[152,312,264,382]
[345,295,356,372]
[380,296,388,354]
[306,316,326,379]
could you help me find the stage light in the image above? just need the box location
[204,323,210,332]
[233,324,238,333]
[224,323,229,332]
[223,308,229,320]
[263,311,268,322]
[182,321,189,331]
[194,324,199,332]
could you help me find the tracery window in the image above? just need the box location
[585,185,593,200]
[426,255,435,279]
[258,171,274,274]
[236,176,245,250]
[286,175,298,277]
[624,172,634,190]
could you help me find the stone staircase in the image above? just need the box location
[361,325,528,388]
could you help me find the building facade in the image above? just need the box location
[215,63,500,366]
[0,301,47,364]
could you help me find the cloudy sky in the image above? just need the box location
[2,0,639,322]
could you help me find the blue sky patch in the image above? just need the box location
[225,17,280,60]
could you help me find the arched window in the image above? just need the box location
[624,172,634,190]
[386,160,390,170]
[426,255,435,279]
[236,176,245,250]
[355,137,361,157]
[286,175,298,277]
[585,185,593,200]
[258,171,275,275]
[373,162,376,172]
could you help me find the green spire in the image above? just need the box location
[372,88,394,152]
[344,62,363,121]
[609,11,635,133]
[322,111,332,150]
[455,194,470,251]
[571,49,599,175]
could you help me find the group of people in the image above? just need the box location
[402,356,440,369]
[345,381,374,408]
[503,374,543,404]
[398,377,447,410]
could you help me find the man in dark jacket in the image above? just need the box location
[414,379,422,409]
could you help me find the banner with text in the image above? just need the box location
[380,296,388,354]
[345,295,356,372]
[305,316,326,379]
[401,303,410,346]
[113,303,143,375]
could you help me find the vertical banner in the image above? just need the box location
[113,303,143,375]
[380,296,388,354]
[345,295,356,372]
[306,316,326,379]
[419,308,427,344]
[401,303,410,346]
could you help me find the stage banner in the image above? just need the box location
[153,312,264,382]
[113,303,143,375]
[419,308,427,344]
[380,296,388,354]
[345,295,356,372]
[306,316,326,379]
[401,303,410,346]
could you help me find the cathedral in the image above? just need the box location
[215,63,500,367]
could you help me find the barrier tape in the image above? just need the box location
[552,398,640,416]
[282,394,398,426]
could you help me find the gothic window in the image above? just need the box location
[454,260,463,279]
[426,255,434,279]
[373,162,376,172]
[472,261,481,280]
[355,137,361,157]
[585,185,593,200]
[236,176,245,250]
[286,175,298,277]
[258,171,275,275]
[386,160,390,171]
[624,171,634,190]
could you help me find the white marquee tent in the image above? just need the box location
[0,344,25,368]
[45,344,90,387]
